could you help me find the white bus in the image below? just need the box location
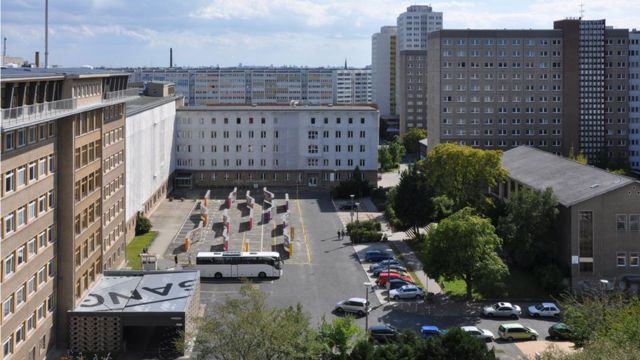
[195,251,283,279]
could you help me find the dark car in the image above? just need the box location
[548,323,572,340]
[388,278,415,290]
[339,204,359,211]
[369,259,401,272]
[421,325,446,338]
[369,324,400,343]
[372,264,408,277]
[364,250,394,263]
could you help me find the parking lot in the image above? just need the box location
[152,188,571,359]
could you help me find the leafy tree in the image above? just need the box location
[423,207,508,299]
[402,128,428,154]
[388,136,406,165]
[135,213,152,235]
[330,166,372,199]
[393,165,433,237]
[378,146,396,172]
[496,188,559,269]
[192,283,321,360]
[419,144,507,213]
[318,316,364,360]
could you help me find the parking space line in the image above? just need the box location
[272,222,276,250]
[241,230,246,252]
[295,189,312,264]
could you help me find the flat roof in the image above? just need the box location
[178,105,378,112]
[502,146,637,206]
[1,67,129,81]
[125,95,180,117]
[72,270,198,313]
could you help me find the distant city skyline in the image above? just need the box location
[1,0,639,68]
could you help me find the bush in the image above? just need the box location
[346,220,381,233]
[346,220,383,243]
[135,214,152,235]
[534,263,566,294]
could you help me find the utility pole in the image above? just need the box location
[45,0,49,68]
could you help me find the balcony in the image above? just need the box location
[1,88,140,130]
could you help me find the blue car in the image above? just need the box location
[421,325,446,338]
[364,250,395,263]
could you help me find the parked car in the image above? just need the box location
[548,323,572,340]
[460,326,494,342]
[482,302,522,318]
[334,297,371,316]
[364,250,395,263]
[388,278,415,290]
[498,323,539,342]
[340,204,359,211]
[389,285,425,300]
[369,259,401,271]
[421,325,446,338]
[369,324,400,343]
[372,264,407,276]
[377,272,413,287]
[528,302,561,318]
[374,269,409,278]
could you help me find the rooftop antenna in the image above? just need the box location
[45,0,49,68]
[579,1,584,20]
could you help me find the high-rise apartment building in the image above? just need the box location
[427,19,631,165]
[372,26,397,119]
[396,5,442,133]
[629,30,640,174]
[334,69,372,104]
[1,68,133,358]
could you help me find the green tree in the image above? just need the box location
[393,165,433,237]
[423,207,508,299]
[378,146,395,172]
[402,128,428,154]
[388,136,406,165]
[319,316,364,360]
[135,213,152,235]
[419,144,507,213]
[192,283,321,360]
[497,188,559,269]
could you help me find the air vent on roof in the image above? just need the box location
[590,184,600,188]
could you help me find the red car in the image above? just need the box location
[377,272,413,287]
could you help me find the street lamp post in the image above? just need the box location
[364,282,372,331]
[349,194,355,223]
[355,202,360,222]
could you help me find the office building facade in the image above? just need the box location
[396,5,442,133]
[427,19,630,165]
[372,26,397,119]
[334,69,372,105]
[173,106,379,189]
[1,68,133,357]
[630,30,640,174]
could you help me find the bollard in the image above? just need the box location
[224,239,229,252]
[290,226,295,241]
[288,242,293,257]
[248,218,253,230]
[184,238,190,251]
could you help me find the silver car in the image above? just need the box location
[389,285,425,300]
[461,326,495,342]
[482,302,521,318]
[335,297,371,315]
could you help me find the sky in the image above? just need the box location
[1,0,639,68]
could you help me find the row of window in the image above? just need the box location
[75,259,102,300]
[103,198,124,228]
[441,39,561,46]
[75,142,101,174]
[444,95,562,102]
[104,126,124,148]
[104,174,124,201]
[2,122,55,152]
[309,117,367,125]
[197,171,360,183]
[308,144,367,153]
[615,214,640,232]
[443,107,563,114]
[103,104,124,124]
[75,230,101,269]
[2,295,54,359]
[616,252,640,267]
[2,192,55,238]
[3,155,55,197]
[72,82,101,98]
[443,118,562,125]
[443,139,560,148]
[103,150,124,175]
[177,130,281,139]
[2,260,54,321]
[2,226,54,279]
[74,169,102,203]
[308,130,367,139]
[73,198,101,236]
[103,221,125,253]
[74,110,102,137]
[308,158,365,167]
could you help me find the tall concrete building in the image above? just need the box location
[396,5,442,133]
[334,69,372,105]
[427,19,631,166]
[630,30,640,175]
[1,68,133,358]
[372,26,397,119]
[173,105,379,188]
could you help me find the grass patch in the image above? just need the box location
[439,268,550,301]
[126,231,158,270]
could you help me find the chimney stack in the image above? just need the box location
[170,48,173,68]
[35,51,40,67]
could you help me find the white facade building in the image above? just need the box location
[630,30,640,174]
[372,26,397,118]
[396,5,443,52]
[173,106,379,187]
[125,94,179,230]
[334,69,372,105]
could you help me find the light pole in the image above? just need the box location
[349,194,355,223]
[364,282,372,330]
[355,202,360,222]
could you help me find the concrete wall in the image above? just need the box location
[125,100,176,223]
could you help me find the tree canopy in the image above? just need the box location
[402,128,428,154]
[392,165,433,236]
[423,207,508,299]
[419,144,507,213]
